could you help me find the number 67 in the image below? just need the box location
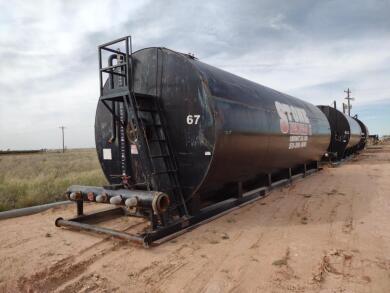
[186,114,200,125]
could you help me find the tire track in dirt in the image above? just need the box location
[17,239,122,292]
[16,218,144,292]
[57,273,115,293]
[123,243,198,293]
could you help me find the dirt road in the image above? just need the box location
[1,145,390,292]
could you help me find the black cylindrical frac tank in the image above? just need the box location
[95,48,331,202]
[317,105,361,159]
[353,117,369,151]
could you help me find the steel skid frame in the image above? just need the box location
[55,162,320,247]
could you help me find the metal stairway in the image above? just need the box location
[98,37,188,221]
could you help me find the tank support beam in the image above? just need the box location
[237,181,243,198]
[76,200,83,216]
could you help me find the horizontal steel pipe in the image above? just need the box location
[271,179,289,188]
[55,218,145,244]
[67,185,170,214]
[0,201,71,221]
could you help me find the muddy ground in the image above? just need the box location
[0,145,390,293]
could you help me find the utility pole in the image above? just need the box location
[59,126,66,153]
[344,88,355,116]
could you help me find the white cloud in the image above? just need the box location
[1,0,390,149]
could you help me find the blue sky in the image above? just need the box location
[0,0,389,149]
[354,101,390,135]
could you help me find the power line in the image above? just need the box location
[59,126,66,153]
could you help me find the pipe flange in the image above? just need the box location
[55,217,64,227]
[151,192,170,214]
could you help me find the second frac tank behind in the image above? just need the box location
[317,105,361,159]
[353,117,369,150]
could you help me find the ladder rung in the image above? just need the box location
[101,71,126,78]
[100,47,127,56]
[100,89,130,101]
[99,36,129,49]
[100,63,127,71]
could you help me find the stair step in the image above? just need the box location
[100,89,130,101]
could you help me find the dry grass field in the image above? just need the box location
[0,149,106,211]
